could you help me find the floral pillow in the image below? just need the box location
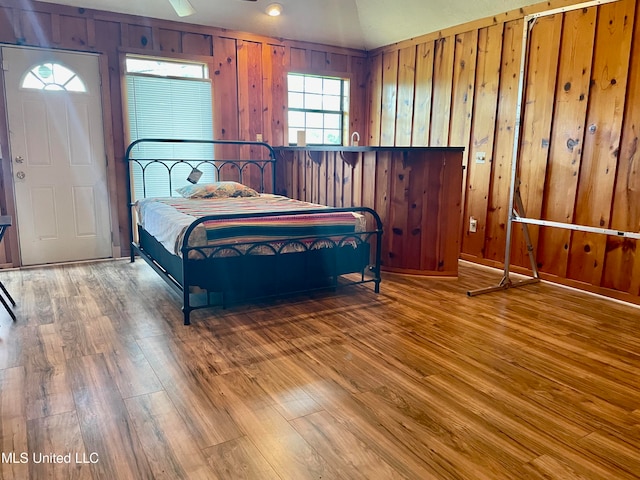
[176,181,259,199]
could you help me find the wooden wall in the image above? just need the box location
[0,0,368,264]
[367,0,640,303]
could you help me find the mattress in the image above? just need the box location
[135,194,366,257]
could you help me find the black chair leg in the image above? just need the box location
[0,218,15,320]
[0,281,15,306]
[0,292,16,321]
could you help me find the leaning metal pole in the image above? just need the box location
[467,13,535,297]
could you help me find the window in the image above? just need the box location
[125,56,214,200]
[21,62,86,92]
[125,57,207,79]
[287,73,349,145]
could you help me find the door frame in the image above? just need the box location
[0,44,121,267]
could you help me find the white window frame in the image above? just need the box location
[287,73,350,146]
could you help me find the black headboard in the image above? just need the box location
[124,138,277,201]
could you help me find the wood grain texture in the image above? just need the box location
[202,436,280,480]
[412,41,434,147]
[59,15,88,50]
[567,0,636,286]
[511,13,562,267]
[387,154,412,269]
[449,30,477,168]
[290,410,406,480]
[462,24,502,258]
[158,28,181,53]
[484,18,523,263]
[380,50,399,146]
[349,56,368,145]
[367,54,383,146]
[262,44,286,147]
[289,47,307,71]
[275,147,463,275]
[360,0,640,304]
[1,259,640,479]
[213,35,239,153]
[0,6,16,43]
[214,370,344,480]
[26,411,92,480]
[136,334,244,449]
[603,0,640,296]
[536,8,596,278]
[124,391,218,479]
[237,40,264,190]
[68,352,154,479]
[310,50,327,71]
[438,150,464,273]
[430,37,455,147]
[0,366,28,480]
[182,33,213,56]
[20,11,53,46]
[449,29,476,253]
[395,46,416,147]
[326,151,336,206]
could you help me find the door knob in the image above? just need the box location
[16,171,25,180]
[15,156,24,163]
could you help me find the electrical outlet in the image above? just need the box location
[475,152,486,164]
[256,133,263,142]
[469,217,478,233]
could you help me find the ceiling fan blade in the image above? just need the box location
[168,0,196,17]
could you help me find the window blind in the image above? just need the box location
[126,74,215,200]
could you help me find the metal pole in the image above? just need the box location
[514,217,640,240]
[501,14,534,285]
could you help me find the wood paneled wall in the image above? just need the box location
[367,0,640,303]
[0,0,368,263]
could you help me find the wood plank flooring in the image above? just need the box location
[0,259,639,479]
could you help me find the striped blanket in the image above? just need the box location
[135,194,365,256]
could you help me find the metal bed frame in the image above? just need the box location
[126,139,383,325]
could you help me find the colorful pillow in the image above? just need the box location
[176,181,259,199]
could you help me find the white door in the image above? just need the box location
[2,46,112,266]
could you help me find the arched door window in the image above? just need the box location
[21,62,86,92]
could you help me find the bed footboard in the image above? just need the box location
[177,206,382,324]
[134,207,382,325]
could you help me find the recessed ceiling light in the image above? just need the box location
[168,0,195,17]
[266,3,283,16]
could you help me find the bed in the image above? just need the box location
[126,138,383,324]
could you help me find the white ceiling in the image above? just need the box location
[37,0,544,50]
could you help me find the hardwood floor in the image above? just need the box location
[1,259,639,479]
